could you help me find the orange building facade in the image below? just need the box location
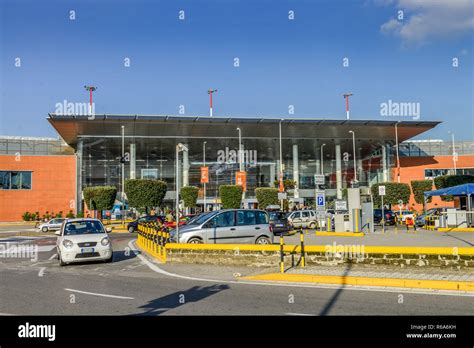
[0,155,77,221]
[392,155,474,212]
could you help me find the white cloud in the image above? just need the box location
[380,0,474,44]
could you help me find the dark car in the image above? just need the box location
[127,215,163,233]
[416,208,448,227]
[268,211,293,236]
[373,209,396,225]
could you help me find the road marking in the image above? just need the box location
[38,267,46,277]
[64,288,135,300]
[49,253,57,260]
[128,240,474,298]
[286,312,315,316]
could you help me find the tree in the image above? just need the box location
[180,186,199,208]
[255,188,279,209]
[219,185,243,209]
[434,175,474,202]
[371,182,411,208]
[411,180,433,205]
[83,186,117,213]
[124,179,167,213]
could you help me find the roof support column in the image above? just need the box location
[293,144,299,198]
[336,144,342,199]
[130,143,136,179]
[76,139,83,214]
[270,163,276,187]
[183,144,189,187]
[382,145,388,182]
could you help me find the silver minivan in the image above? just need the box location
[287,210,318,229]
[170,209,273,244]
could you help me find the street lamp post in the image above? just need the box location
[175,143,189,243]
[279,120,284,210]
[349,130,357,184]
[395,121,401,183]
[343,93,353,120]
[208,89,217,117]
[203,141,207,213]
[448,131,457,175]
[320,143,326,175]
[121,125,125,221]
[84,85,97,115]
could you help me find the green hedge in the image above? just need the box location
[125,179,167,211]
[371,182,411,207]
[411,180,433,204]
[83,186,117,211]
[272,179,296,190]
[255,188,279,209]
[180,186,199,208]
[219,185,243,209]
[434,175,474,201]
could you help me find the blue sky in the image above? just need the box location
[1,0,473,140]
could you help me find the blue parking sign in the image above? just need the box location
[317,194,325,207]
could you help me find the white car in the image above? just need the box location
[55,218,113,266]
[395,210,415,222]
[38,218,66,232]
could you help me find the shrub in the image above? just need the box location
[434,175,474,201]
[76,212,84,218]
[219,185,243,209]
[273,179,296,190]
[125,179,167,212]
[411,180,433,204]
[180,186,199,208]
[56,211,63,218]
[255,187,279,209]
[371,182,411,207]
[22,212,31,221]
[83,186,117,211]
[66,210,75,218]
[29,213,36,221]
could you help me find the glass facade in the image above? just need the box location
[0,136,74,156]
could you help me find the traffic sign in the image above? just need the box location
[335,200,347,211]
[314,174,325,185]
[316,192,325,208]
[378,185,386,196]
[278,192,287,200]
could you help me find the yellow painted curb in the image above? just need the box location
[241,273,474,292]
[437,228,474,232]
[316,232,364,237]
[165,243,474,256]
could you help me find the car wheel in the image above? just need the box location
[256,236,271,245]
[128,226,135,233]
[42,226,48,233]
[105,253,114,263]
[188,238,203,244]
[309,222,316,229]
[58,254,66,266]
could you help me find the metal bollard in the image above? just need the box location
[300,229,305,268]
[279,234,284,274]
[327,217,331,232]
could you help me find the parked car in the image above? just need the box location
[268,211,292,236]
[55,218,113,266]
[287,210,318,229]
[170,209,273,244]
[37,218,66,232]
[373,209,396,225]
[127,215,163,233]
[415,208,448,227]
[394,210,415,222]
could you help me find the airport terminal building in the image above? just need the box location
[1,114,474,220]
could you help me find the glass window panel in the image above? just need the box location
[237,210,256,226]
[21,172,32,189]
[215,211,235,228]
[0,171,10,189]
[10,172,20,189]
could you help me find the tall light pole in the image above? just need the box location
[349,130,357,183]
[395,121,401,183]
[320,143,326,175]
[343,93,353,120]
[279,120,284,209]
[121,126,125,213]
[84,85,97,115]
[448,131,457,175]
[208,89,217,117]
[236,128,243,172]
[203,141,207,212]
[175,143,188,243]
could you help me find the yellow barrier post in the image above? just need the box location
[279,234,284,273]
[327,217,331,232]
[300,229,305,268]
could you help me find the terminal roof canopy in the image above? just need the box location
[47,114,440,158]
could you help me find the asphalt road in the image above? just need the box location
[0,232,472,316]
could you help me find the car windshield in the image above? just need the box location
[64,221,105,235]
[189,211,219,225]
[269,212,286,220]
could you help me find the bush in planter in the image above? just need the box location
[125,179,167,213]
[371,182,411,207]
[434,175,474,201]
[219,185,243,209]
[180,186,199,208]
[22,212,31,221]
[56,211,63,218]
[273,179,296,190]
[411,180,433,205]
[255,187,279,209]
[83,186,117,212]
[66,210,75,218]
